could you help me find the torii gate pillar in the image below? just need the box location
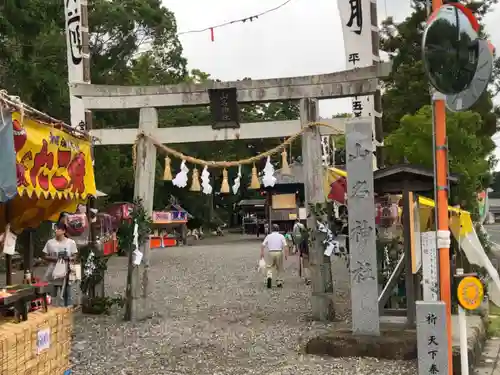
[130,107,157,320]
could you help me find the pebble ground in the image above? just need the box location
[66,235,416,374]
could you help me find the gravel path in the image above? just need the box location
[69,236,417,375]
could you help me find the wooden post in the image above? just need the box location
[22,229,35,279]
[131,107,157,320]
[124,233,134,320]
[4,203,12,285]
[5,255,12,285]
[402,187,416,327]
[301,98,334,321]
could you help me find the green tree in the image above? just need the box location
[380,0,498,137]
[385,106,495,210]
[0,0,187,121]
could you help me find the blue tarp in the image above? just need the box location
[0,110,17,202]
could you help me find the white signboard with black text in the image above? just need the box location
[338,0,374,121]
[338,0,377,167]
[421,231,439,301]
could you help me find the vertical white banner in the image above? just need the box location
[338,0,376,166]
[64,0,86,129]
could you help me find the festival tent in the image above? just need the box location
[324,166,500,306]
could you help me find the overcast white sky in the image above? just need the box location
[165,0,500,167]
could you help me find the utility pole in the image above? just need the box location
[301,98,335,321]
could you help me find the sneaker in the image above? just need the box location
[305,279,311,285]
[267,277,272,289]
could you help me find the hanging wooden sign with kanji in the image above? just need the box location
[208,88,240,129]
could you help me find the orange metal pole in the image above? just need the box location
[430,1,452,373]
[434,98,452,374]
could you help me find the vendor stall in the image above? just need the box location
[238,199,266,235]
[0,110,96,232]
[259,162,306,232]
[64,210,117,256]
[0,102,96,285]
[151,204,191,248]
[0,92,96,374]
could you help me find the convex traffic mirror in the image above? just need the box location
[422,4,479,95]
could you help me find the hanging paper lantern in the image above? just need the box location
[249,164,260,189]
[220,168,230,194]
[190,168,201,192]
[281,149,291,175]
[163,156,172,181]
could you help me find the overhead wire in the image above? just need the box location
[176,0,295,38]
[8,0,295,47]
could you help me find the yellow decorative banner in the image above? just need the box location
[12,112,96,199]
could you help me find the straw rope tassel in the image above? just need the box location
[220,168,230,194]
[163,156,172,181]
[132,143,137,171]
[249,164,260,189]
[281,148,291,175]
[190,167,201,192]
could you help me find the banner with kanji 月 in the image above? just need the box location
[12,112,96,200]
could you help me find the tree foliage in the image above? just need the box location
[378,0,498,214]
[380,0,499,138]
[385,106,494,209]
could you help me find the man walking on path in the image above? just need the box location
[261,224,288,288]
[292,219,311,285]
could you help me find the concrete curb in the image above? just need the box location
[304,315,488,374]
[452,315,487,375]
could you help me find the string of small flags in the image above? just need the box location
[177,0,294,42]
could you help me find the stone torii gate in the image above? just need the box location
[70,62,391,323]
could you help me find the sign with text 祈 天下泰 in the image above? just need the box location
[416,301,449,375]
